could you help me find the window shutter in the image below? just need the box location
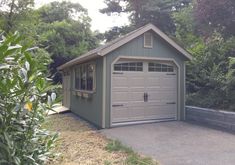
[144,32,153,48]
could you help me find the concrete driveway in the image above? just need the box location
[101,122,235,165]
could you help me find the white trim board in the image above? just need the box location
[102,56,106,128]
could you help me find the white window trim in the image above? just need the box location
[148,62,175,72]
[113,61,143,72]
[144,32,153,48]
[73,62,96,93]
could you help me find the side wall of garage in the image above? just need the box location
[105,31,187,128]
[69,57,103,128]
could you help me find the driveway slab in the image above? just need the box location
[101,122,235,165]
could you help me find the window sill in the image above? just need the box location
[73,89,95,94]
[143,45,153,49]
[72,89,95,99]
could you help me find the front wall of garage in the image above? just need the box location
[105,31,187,128]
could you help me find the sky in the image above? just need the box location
[35,0,130,32]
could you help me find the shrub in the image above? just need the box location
[0,32,58,164]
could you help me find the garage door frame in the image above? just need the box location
[110,56,181,127]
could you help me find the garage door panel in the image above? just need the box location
[159,77,177,87]
[146,77,160,87]
[129,87,145,92]
[129,92,144,101]
[144,105,177,119]
[113,77,128,87]
[112,91,129,102]
[147,93,176,102]
[112,107,130,123]
[128,77,145,87]
[112,87,129,92]
[129,106,147,120]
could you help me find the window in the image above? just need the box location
[148,62,174,72]
[114,62,143,71]
[74,63,96,91]
[144,32,153,48]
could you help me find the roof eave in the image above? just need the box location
[57,52,100,70]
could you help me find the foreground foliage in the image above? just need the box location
[0,33,58,164]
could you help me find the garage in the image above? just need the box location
[58,23,192,128]
[111,60,178,125]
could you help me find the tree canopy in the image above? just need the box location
[100,0,192,41]
[36,1,100,83]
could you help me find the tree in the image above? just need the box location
[36,1,100,83]
[194,0,235,37]
[103,25,134,42]
[226,57,235,110]
[101,0,192,38]
[0,0,34,33]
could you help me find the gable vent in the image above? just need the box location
[144,32,153,48]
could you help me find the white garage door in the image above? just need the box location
[111,60,177,125]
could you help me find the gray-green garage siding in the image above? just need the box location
[104,31,187,128]
[70,57,103,128]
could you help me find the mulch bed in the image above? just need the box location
[46,113,128,165]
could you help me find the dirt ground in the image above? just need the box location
[46,113,131,165]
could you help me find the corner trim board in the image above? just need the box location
[102,56,106,128]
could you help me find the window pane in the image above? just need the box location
[148,62,174,72]
[156,63,161,68]
[148,67,154,72]
[121,63,128,71]
[137,62,143,67]
[148,63,154,67]
[114,64,121,71]
[129,62,136,67]
[162,67,167,72]
[87,64,94,91]
[156,67,161,72]
[81,66,86,90]
[130,66,136,71]
[75,67,81,89]
[114,62,143,71]
[167,66,174,72]
[137,67,143,71]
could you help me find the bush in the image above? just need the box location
[0,32,58,164]
[186,34,235,111]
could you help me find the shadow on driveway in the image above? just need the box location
[101,121,235,165]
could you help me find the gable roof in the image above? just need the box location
[58,23,192,70]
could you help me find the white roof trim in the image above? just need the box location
[58,23,192,70]
[57,53,99,70]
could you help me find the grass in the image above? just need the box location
[105,140,158,165]
[45,113,158,165]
